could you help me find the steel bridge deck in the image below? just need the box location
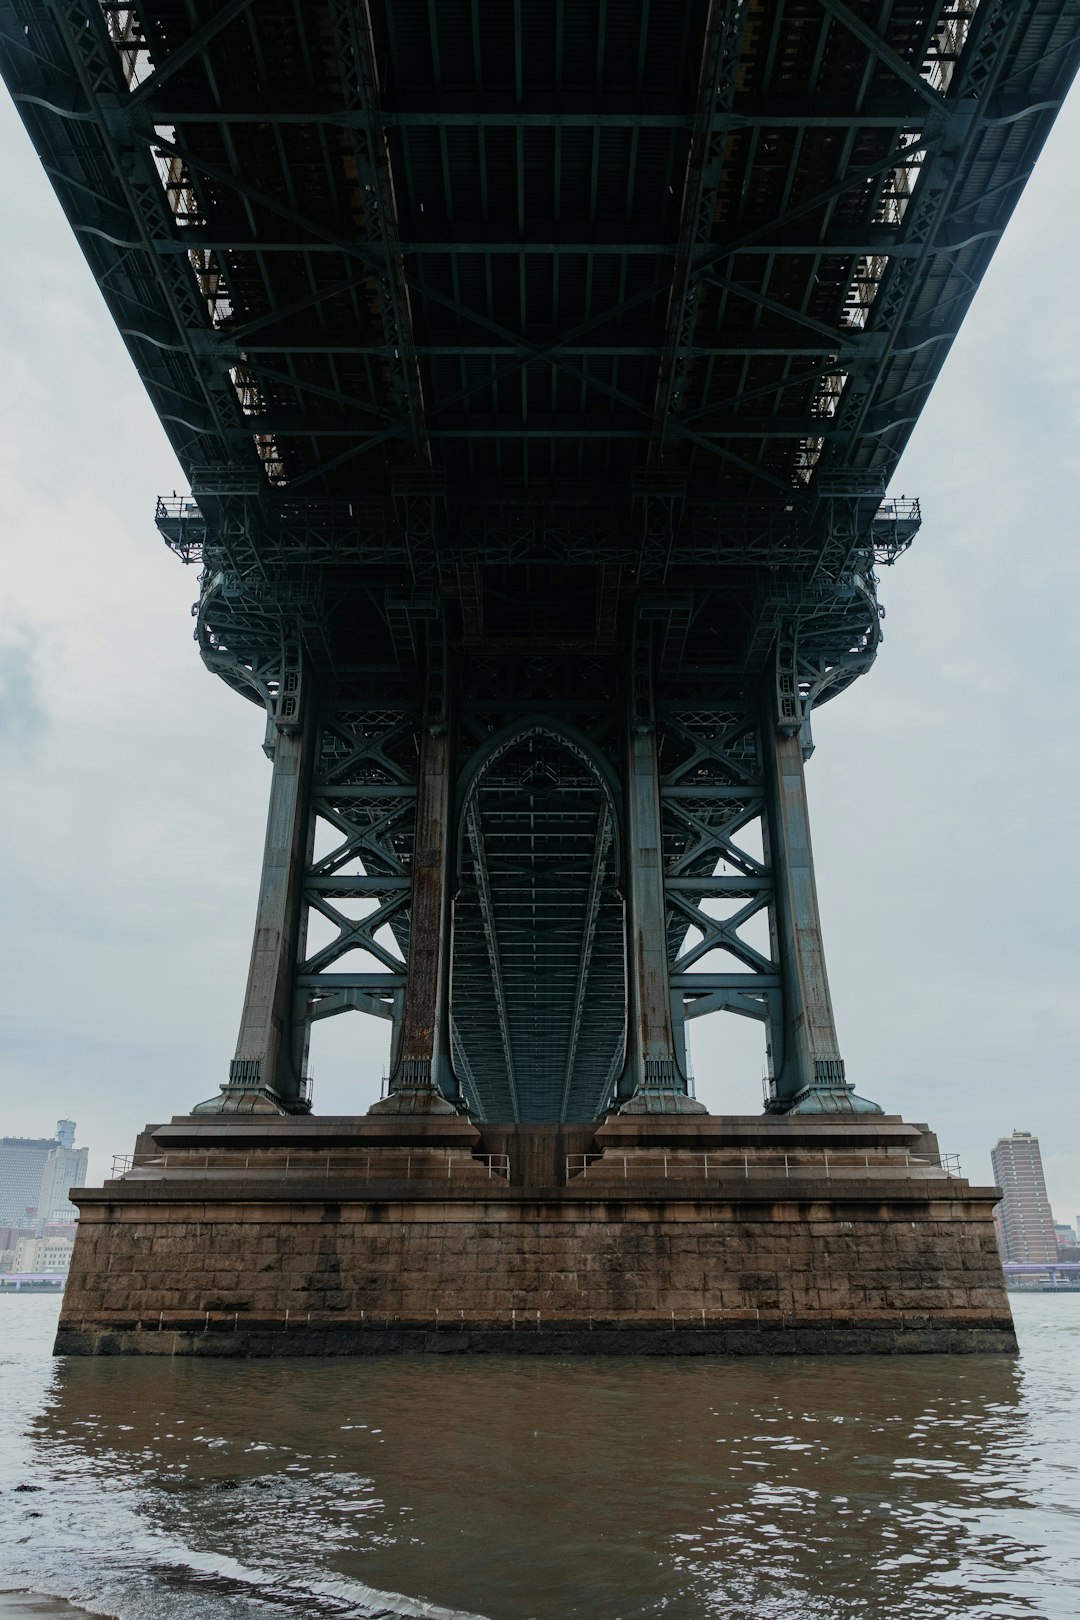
[4,1,1076,593]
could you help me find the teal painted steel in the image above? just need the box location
[3,0,1078,1116]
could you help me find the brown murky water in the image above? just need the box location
[2,1294,1079,1619]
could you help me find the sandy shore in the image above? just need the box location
[0,1596,112,1619]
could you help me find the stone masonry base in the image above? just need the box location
[57,1113,1017,1356]
[54,1325,1018,1356]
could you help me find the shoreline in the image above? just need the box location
[0,1595,113,1619]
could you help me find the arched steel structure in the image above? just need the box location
[452,721,627,1122]
[3,0,1079,1118]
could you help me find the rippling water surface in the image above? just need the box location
[2,1294,1079,1619]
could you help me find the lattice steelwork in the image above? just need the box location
[455,729,625,1122]
[3,0,1077,1119]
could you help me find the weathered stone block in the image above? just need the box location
[58,1118,1015,1356]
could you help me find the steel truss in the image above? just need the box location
[210,635,857,1120]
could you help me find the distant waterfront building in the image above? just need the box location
[0,1122,88,1227]
[1054,1222,1076,1251]
[0,1137,54,1224]
[991,1131,1058,1264]
[37,1135,88,1223]
[13,1233,74,1274]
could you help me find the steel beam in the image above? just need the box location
[125,0,256,103]
[558,805,614,1122]
[464,798,521,1124]
[324,0,428,460]
[651,0,747,464]
[812,0,948,117]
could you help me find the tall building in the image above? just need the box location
[37,1135,88,1224]
[990,1131,1058,1264]
[0,1137,54,1225]
[0,1123,88,1226]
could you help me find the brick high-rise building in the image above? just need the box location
[990,1131,1057,1264]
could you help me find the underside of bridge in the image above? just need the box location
[6,0,1077,1352]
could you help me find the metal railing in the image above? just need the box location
[473,1154,511,1180]
[565,1150,962,1183]
[110,1147,959,1188]
[110,1149,510,1183]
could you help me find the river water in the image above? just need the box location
[1,1294,1078,1620]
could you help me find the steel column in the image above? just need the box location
[196,655,316,1113]
[372,630,457,1113]
[761,641,879,1114]
[619,628,704,1113]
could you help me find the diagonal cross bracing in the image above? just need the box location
[558,804,615,1123]
[465,798,521,1124]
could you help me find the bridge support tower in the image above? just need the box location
[192,625,881,1126]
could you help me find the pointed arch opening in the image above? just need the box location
[450,724,627,1122]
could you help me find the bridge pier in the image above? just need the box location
[7,0,1065,1362]
[56,1113,1016,1357]
[59,634,1012,1358]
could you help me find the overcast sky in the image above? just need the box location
[2,86,1078,1221]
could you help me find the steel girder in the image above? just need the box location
[5,0,1078,511]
